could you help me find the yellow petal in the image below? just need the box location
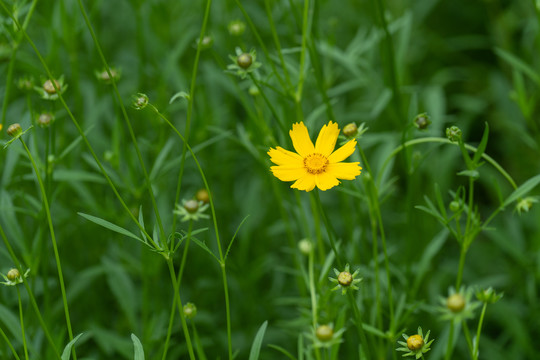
[290,122,315,157]
[268,146,303,166]
[326,162,361,180]
[271,166,306,181]
[315,121,340,157]
[291,174,317,191]
[328,139,357,163]
[315,172,340,191]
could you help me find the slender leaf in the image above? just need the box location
[131,334,145,360]
[225,215,250,261]
[503,174,540,208]
[495,47,540,85]
[248,321,268,360]
[78,212,144,243]
[61,333,83,360]
[268,344,296,360]
[191,236,220,263]
[472,122,489,164]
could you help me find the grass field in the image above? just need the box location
[1,0,540,359]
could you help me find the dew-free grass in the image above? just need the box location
[1,0,539,359]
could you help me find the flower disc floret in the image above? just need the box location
[268,121,361,191]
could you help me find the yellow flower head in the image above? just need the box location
[268,121,361,191]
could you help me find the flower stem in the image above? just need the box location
[16,287,29,360]
[18,137,76,360]
[444,322,456,360]
[0,325,21,360]
[473,303,488,359]
[0,225,61,360]
[165,258,196,360]
[308,247,322,360]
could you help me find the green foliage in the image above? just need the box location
[0,0,539,359]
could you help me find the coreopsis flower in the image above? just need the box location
[438,286,480,323]
[307,324,346,349]
[1,268,30,286]
[173,199,209,222]
[268,121,361,191]
[329,264,362,295]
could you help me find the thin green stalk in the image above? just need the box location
[0,0,156,247]
[151,106,233,359]
[444,322,455,360]
[374,0,404,126]
[455,248,467,291]
[16,287,29,360]
[234,0,288,91]
[0,325,21,360]
[165,259,196,360]
[162,219,193,359]
[0,224,61,360]
[462,321,474,359]
[311,190,372,358]
[346,291,372,360]
[171,0,212,237]
[248,73,288,137]
[295,0,310,104]
[263,0,294,92]
[0,0,38,128]
[377,138,517,190]
[18,137,76,360]
[308,249,322,360]
[76,0,166,244]
[473,303,488,359]
[191,322,208,360]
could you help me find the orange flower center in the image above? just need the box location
[304,153,329,174]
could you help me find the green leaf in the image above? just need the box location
[61,333,84,360]
[169,91,190,104]
[457,169,479,179]
[78,212,144,244]
[494,47,540,86]
[503,174,540,208]
[225,215,250,262]
[131,334,145,360]
[248,321,268,360]
[267,344,297,360]
[472,122,489,164]
[191,236,220,263]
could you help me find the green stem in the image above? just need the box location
[16,287,29,360]
[76,0,166,245]
[0,1,156,247]
[0,224,61,360]
[473,303,488,359]
[308,248,322,360]
[455,245,467,290]
[461,321,474,359]
[248,73,288,137]
[444,322,456,360]
[19,137,76,360]
[295,0,310,103]
[171,0,212,238]
[0,0,38,128]
[152,107,233,359]
[377,138,517,190]
[0,325,21,360]
[165,259,196,360]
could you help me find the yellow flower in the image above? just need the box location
[268,121,361,191]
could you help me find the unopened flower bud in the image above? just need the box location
[38,112,54,127]
[43,79,61,94]
[298,239,312,255]
[184,199,199,214]
[449,201,460,212]
[7,269,20,282]
[446,293,466,313]
[407,334,424,351]
[237,53,252,69]
[228,20,246,36]
[337,271,353,287]
[195,189,210,204]
[132,93,149,110]
[414,113,431,130]
[7,123,22,137]
[315,325,333,342]
[199,35,213,50]
[446,126,462,143]
[343,123,358,137]
[183,302,197,319]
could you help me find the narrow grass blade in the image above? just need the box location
[248,320,268,360]
[502,174,540,208]
[78,212,144,243]
[131,334,145,360]
[61,333,83,360]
